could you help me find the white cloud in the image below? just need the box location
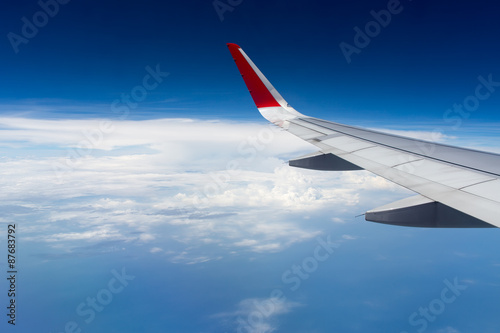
[138,233,155,242]
[42,225,130,242]
[212,297,301,333]
[1,117,411,261]
[150,247,163,253]
[332,217,345,223]
[342,234,357,240]
[234,239,258,247]
[436,327,461,333]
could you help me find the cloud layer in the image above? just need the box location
[0,117,408,262]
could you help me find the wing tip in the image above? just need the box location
[226,43,307,125]
[227,43,241,50]
[226,43,282,109]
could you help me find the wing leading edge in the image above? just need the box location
[227,43,500,228]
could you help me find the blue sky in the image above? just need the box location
[1,1,500,332]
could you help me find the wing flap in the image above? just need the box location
[352,146,422,167]
[392,159,494,189]
[321,136,376,152]
[462,179,500,202]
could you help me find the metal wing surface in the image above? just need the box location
[227,43,500,228]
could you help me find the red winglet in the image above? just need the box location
[227,43,281,108]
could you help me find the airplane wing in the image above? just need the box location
[227,43,500,228]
